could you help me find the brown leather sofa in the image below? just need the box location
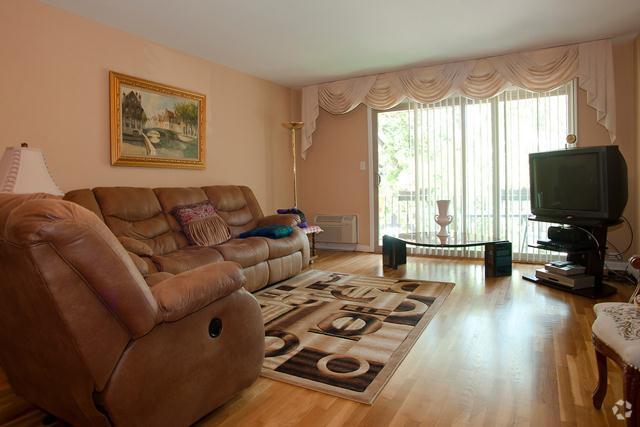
[64,185,310,291]
[0,193,266,426]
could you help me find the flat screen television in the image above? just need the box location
[529,146,627,222]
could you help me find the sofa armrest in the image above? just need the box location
[258,214,300,227]
[127,251,150,276]
[151,261,246,322]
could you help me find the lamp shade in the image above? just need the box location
[0,145,63,195]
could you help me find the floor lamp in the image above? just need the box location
[281,121,303,208]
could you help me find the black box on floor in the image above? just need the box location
[485,242,512,277]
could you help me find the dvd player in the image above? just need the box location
[535,268,594,289]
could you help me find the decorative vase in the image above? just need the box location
[434,200,453,237]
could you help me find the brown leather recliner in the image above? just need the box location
[64,185,311,292]
[0,193,265,426]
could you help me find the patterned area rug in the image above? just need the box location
[256,269,454,404]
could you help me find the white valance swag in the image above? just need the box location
[301,39,615,159]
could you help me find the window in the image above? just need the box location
[375,81,576,261]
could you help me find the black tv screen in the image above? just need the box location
[529,146,627,221]
[532,153,601,211]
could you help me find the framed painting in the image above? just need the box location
[109,71,206,169]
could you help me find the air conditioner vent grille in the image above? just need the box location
[314,214,358,244]
[317,215,344,223]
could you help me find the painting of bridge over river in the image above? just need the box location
[110,72,206,169]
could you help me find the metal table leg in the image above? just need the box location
[383,235,406,269]
[309,232,317,264]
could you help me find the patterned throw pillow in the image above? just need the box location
[172,201,230,247]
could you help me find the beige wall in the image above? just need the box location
[299,36,639,254]
[0,0,294,214]
[579,37,637,255]
[298,105,371,247]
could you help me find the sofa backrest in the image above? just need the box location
[202,186,264,237]
[1,194,159,337]
[65,185,266,247]
[93,187,182,255]
[153,187,209,247]
[63,188,105,222]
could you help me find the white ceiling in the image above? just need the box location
[43,0,640,87]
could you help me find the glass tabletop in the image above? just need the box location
[384,232,507,248]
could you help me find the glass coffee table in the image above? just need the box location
[382,232,512,276]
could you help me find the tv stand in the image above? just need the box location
[522,215,620,299]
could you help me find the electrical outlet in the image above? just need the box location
[359,161,366,171]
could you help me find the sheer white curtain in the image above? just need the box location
[377,82,575,261]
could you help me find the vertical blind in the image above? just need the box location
[377,81,575,262]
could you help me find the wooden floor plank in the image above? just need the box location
[0,251,632,426]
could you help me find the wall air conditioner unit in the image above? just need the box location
[314,215,358,249]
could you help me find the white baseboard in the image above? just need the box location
[316,243,373,252]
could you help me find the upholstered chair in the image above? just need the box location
[592,302,640,426]
[592,303,640,427]
[0,193,264,426]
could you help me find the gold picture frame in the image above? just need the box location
[109,71,206,169]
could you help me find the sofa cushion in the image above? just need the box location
[154,187,209,213]
[258,214,300,227]
[260,228,307,259]
[202,186,263,237]
[144,272,174,288]
[0,193,59,233]
[63,189,105,222]
[241,262,269,293]
[93,188,177,255]
[127,251,150,276]
[267,252,303,285]
[118,236,153,256]
[151,247,224,274]
[5,197,160,338]
[154,187,209,249]
[213,237,269,268]
[151,261,246,322]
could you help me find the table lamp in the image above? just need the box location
[0,143,63,195]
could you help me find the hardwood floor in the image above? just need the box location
[0,251,633,426]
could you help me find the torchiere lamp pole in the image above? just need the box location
[282,121,304,208]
